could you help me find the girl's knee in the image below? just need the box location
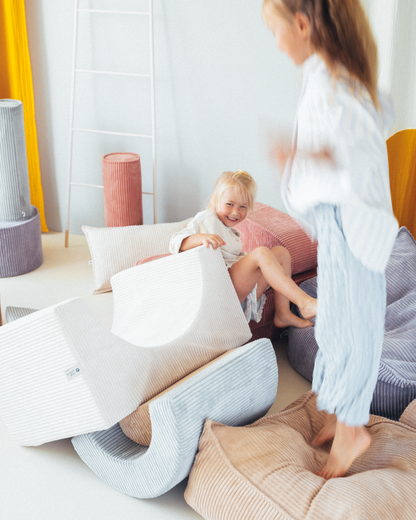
[252,246,272,260]
[271,245,291,261]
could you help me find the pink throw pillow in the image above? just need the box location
[135,253,172,266]
[235,203,317,276]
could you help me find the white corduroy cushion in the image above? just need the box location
[0,247,251,447]
[83,218,191,294]
[111,245,251,349]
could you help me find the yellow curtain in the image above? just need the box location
[387,129,416,238]
[0,0,48,231]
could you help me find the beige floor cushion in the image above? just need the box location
[185,391,416,520]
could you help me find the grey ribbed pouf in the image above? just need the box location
[72,338,278,499]
[288,227,416,421]
[0,99,32,222]
[0,206,43,277]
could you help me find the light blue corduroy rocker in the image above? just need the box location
[71,337,278,499]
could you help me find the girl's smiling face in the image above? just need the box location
[264,6,313,66]
[216,187,248,227]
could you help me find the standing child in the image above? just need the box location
[262,0,398,478]
[170,170,317,329]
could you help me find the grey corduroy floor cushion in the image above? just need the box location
[288,227,416,420]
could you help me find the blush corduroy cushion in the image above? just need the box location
[235,202,318,339]
[235,202,318,276]
[185,391,416,520]
[82,218,191,294]
[288,227,416,421]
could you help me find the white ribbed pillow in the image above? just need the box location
[83,219,191,294]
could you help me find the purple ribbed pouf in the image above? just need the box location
[102,153,143,227]
[0,206,43,277]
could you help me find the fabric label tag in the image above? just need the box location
[65,365,82,381]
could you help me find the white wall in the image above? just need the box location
[25,0,412,234]
[26,0,302,233]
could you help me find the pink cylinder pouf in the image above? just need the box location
[102,153,143,227]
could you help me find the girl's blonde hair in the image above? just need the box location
[207,170,257,213]
[263,0,379,107]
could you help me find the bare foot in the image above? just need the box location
[316,423,371,479]
[274,312,313,329]
[312,413,337,446]
[298,297,317,321]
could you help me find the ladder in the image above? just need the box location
[64,0,157,247]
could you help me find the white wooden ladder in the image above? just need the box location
[64,0,157,247]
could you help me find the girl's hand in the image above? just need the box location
[268,136,295,176]
[201,234,226,250]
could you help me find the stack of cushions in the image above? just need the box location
[185,390,416,520]
[82,218,191,294]
[235,202,318,339]
[72,338,278,499]
[0,99,43,277]
[0,248,251,446]
[288,227,416,421]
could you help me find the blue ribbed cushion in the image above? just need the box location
[72,338,278,499]
[288,227,416,421]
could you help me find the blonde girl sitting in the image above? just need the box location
[169,170,317,328]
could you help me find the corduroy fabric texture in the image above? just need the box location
[185,391,416,520]
[102,153,143,227]
[72,338,278,499]
[235,202,318,275]
[82,218,191,294]
[111,246,251,348]
[0,100,31,222]
[235,203,317,340]
[288,227,416,421]
[0,247,251,446]
[5,305,36,323]
[0,206,43,277]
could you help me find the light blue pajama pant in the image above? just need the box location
[312,204,386,426]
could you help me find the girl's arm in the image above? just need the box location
[180,234,225,252]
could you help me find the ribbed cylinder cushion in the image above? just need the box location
[102,153,143,227]
[0,99,32,222]
[0,206,43,278]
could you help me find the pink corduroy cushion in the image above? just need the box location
[103,153,143,227]
[235,202,317,276]
[135,253,171,266]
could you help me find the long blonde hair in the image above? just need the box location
[263,0,379,107]
[207,170,257,213]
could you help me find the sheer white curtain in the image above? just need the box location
[369,0,416,134]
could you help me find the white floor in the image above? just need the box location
[0,232,311,520]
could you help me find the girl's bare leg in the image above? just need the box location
[313,413,337,446]
[268,246,314,328]
[229,246,317,325]
[316,420,371,479]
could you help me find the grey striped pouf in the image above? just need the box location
[72,338,278,499]
[0,99,32,222]
[0,206,43,277]
[288,227,416,421]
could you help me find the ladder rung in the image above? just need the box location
[78,9,150,15]
[75,69,151,78]
[72,128,152,139]
[70,182,154,196]
[71,182,103,189]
